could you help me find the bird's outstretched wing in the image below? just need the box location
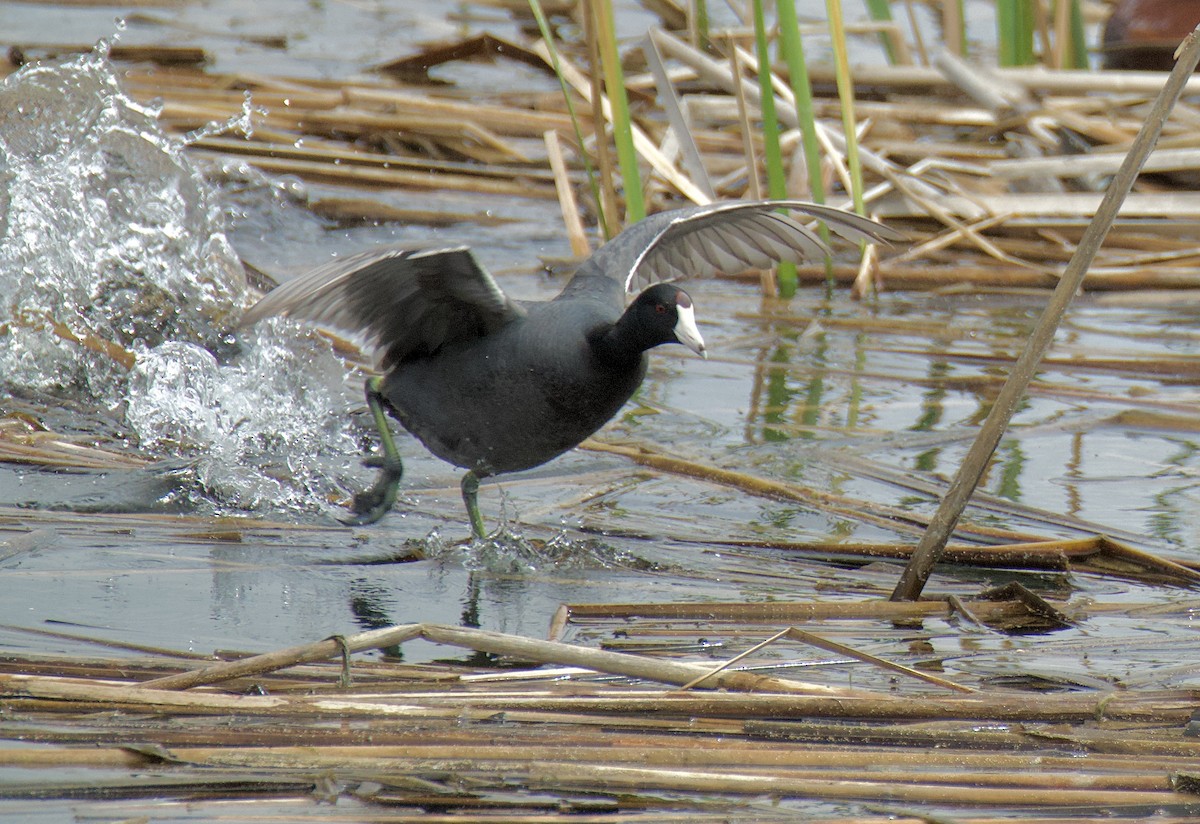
[597,200,903,293]
[241,247,526,368]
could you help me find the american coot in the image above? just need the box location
[243,199,896,536]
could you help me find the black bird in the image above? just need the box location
[242,200,895,536]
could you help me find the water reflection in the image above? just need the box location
[717,288,1200,550]
[348,579,405,659]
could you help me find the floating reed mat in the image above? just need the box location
[56,24,1200,293]
[0,416,147,471]
[1,621,1199,815]
[0,622,1192,726]
[579,438,1200,586]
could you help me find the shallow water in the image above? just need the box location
[0,22,1197,660]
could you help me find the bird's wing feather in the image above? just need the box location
[241,247,526,368]
[616,200,903,292]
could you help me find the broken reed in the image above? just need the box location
[529,0,610,240]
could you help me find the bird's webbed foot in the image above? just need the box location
[461,470,487,539]
[339,376,404,526]
[339,455,403,526]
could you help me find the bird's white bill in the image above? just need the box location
[674,302,707,359]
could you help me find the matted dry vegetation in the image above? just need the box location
[1,590,1199,820]
[84,11,1200,295]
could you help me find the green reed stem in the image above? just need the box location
[776,0,834,286]
[863,0,899,65]
[1066,0,1087,69]
[692,0,710,51]
[593,0,645,223]
[826,0,865,219]
[775,1,820,185]
[751,0,797,296]
[997,0,1035,67]
[528,0,610,239]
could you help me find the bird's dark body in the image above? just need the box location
[241,199,898,532]
[381,274,645,475]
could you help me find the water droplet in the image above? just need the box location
[0,52,363,514]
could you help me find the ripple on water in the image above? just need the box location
[418,526,656,574]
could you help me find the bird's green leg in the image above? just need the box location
[340,376,403,526]
[460,470,487,538]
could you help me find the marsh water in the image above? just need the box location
[1,0,1198,658]
[0,0,1195,643]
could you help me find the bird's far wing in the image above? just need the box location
[241,246,525,368]
[622,200,904,292]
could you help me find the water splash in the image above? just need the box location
[0,50,244,401]
[422,525,646,573]
[0,50,365,515]
[183,90,260,146]
[124,320,363,513]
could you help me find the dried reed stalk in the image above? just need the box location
[557,597,1051,623]
[893,27,1200,600]
[10,672,1199,725]
[544,129,591,256]
[529,40,710,205]
[138,622,869,695]
[527,762,1194,805]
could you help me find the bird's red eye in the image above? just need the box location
[655,304,668,314]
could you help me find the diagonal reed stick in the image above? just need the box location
[891,28,1200,601]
